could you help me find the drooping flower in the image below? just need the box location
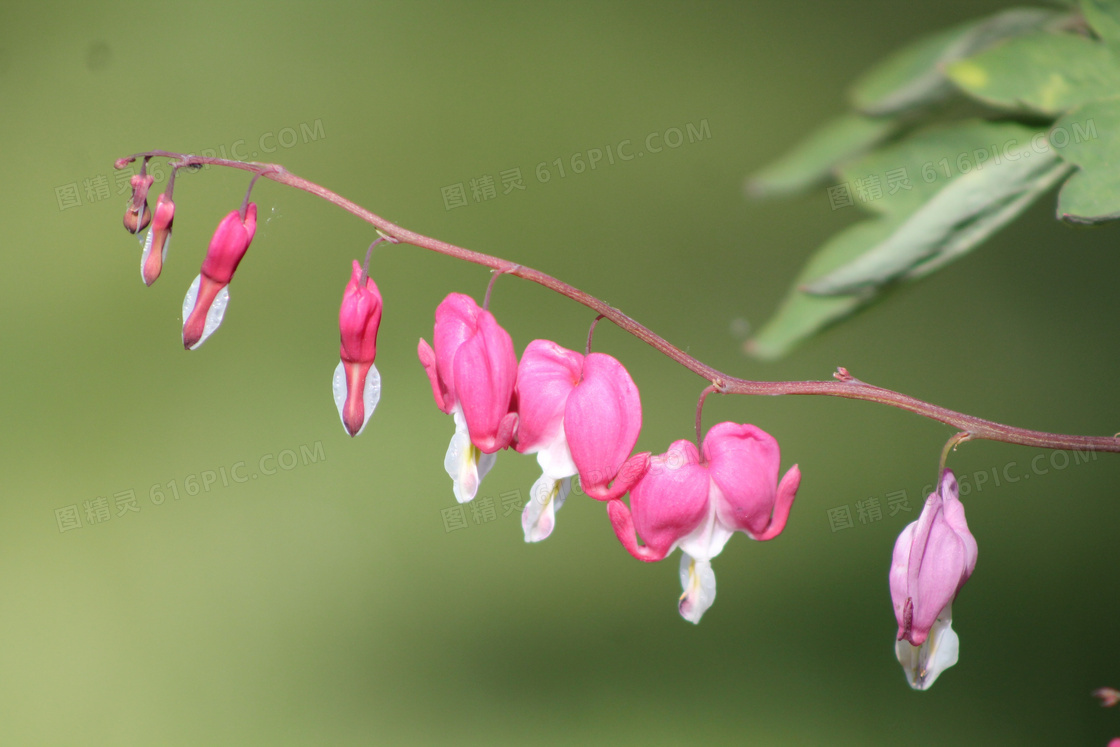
[182,204,257,350]
[140,193,175,286]
[889,469,977,690]
[1095,688,1120,708]
[515,339,649,542]
[123,172,154,234]
[608,422,800,623]
[333,260,383,437]
[418,293,517,503]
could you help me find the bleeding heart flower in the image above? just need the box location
[515,339,649,542]
[418,293,517,503]
[608,422,799,623]
[889,469,977,690]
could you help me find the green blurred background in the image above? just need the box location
[2,1,1118,744]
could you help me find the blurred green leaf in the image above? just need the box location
[1053,97,1120,223]
[745,114,897,199]
[947,30,1120,115]
[806,124,1068,295]
[851,8,1060,116]
[1081,0,1120,43]
[749,122,1070,357]
[745,219,892,361]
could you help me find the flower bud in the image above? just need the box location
[182,204,257,350]
[333,260,383,436]
[123,174,154,234]
[889,469,977,690]
[140,193,175,286]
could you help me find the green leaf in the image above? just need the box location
[851,8,1060,116]
[745,219,893,361]
[806,131,1068,295]
[745,114,896,199]
[748,122,1071,359]
[1053,97,1120,223]
[947,30,1120,115]
[1081,0,1120,43]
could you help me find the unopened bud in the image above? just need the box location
[141,194,175,286]
[123,174,154,234]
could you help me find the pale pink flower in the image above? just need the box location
[889,469,978,690]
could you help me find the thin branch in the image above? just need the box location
[115,152,1120,455]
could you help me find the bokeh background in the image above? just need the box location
[2,1,1118,744]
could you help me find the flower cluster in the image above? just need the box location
[410,291,801,623]
[115,154,1011,693]
[121,162,257,349]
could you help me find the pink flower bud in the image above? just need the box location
[608,422,800,623]
[333,260,383,437]
[182,204,257,350]
[123,173,154,233]
[889,469,977,689]
[418,293,518,503]
[140,193,175,286]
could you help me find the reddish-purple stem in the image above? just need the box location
[115,152,1120,455]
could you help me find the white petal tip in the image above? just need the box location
[521,475,571,542]
[678,555,717,624]
[333,361,381,436]
[895,612,960,690]
[181,275,229,350]
[444,409,496,504]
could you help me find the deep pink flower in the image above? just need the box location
[123,173,154,234]
[889,469,977,690]
[608,422,800,623]
[333,260,383,437]
[418,293,517,502]
[140,193,175,286]
[515,340,649,541]
[182,204,257,350]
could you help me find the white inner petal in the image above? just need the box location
[678,553,717,624]
[140,226,155,281]
[181,275,230,350]
[361,363,382,434]
[182,274,201,320]
[676,493,734,563]
[332,362,347,423]
[332,362,382,436]
[521,475,572,543]
[895,604,959,690]
[536,429,578,480]
[443,408,496,504]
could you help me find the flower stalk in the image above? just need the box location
[113,151,1120,457]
